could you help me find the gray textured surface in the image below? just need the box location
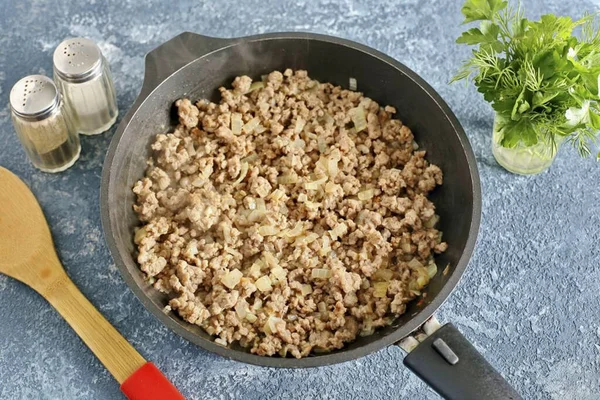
[1,0,600,399]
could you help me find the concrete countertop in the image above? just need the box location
[1,0,599,399]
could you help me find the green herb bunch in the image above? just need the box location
[452,0,600,157]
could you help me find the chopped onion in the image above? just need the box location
[285,222,304,237]
[305,232,319,242]
[258,225,279,236]
[329,148,341,161]
[221,269,243,289]
[300,284,313,296]
[427,262,438,279]
[373,282,389,298]
[304,201,320,210]
[270,266,287,282]
[255,124,267,134]
[295,232,319,246]
[412,140,419,150]
[311,268,332,279]
[292,138,306,149]
[297,193,308,203]
[416,273,429,289]
[400,239,412,254]
[373,269,394,281]
[358,189,375,201]
[443,264,450,276]
[277,173,299,185]
[317,301,327,314]
[249,262,263,278]
[241,153,258,164]
[360,323,375,337]
[357,144,369,154]
[243,117,261,133]
[324,182,338,194]
[231,113,243,134]
[269,189,286,201]
[134,227,147,244]
[305,132,317,139]
[350,107,367,132]
[263,251,278,268]
[408,258,424,270]
[246,81,264,93]
[305,176,328,190]
[318,235,331,256]
[424,215,440,229]
[317,136,327,153]
[256,198,266,211]
[329,223,348,240]
[327,159,339,178]
[252,298,263,310]
[410,265,430,290]
[191,177,205,187]
[224,247,242,258]
[233,162,249,185]
[264,316,283,335]
[246,313,257,323]
[247,209,266,222]
[294,117,306,134]
[255,275,273,292]
[235,299,248,318]
[323,113,335,126]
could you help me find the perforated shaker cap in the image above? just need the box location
[53,37,103,83]
[9,75,60,121]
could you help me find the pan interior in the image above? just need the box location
[104,36,477,366]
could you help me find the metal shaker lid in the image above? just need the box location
[9,75,60,121]
[53,38,103,83]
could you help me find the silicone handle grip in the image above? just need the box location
[121,362,185,400]
[403,324,521,400]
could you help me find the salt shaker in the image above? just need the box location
[9,75,81,173]
[53,38,118,135]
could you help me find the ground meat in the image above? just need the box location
[133,70,446,358]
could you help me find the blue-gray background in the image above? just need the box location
[1,0,600,399]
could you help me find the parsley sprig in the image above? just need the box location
[452,0,600,158]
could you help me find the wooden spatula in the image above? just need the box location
[0,166,185,400]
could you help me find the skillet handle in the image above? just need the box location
[139,32,232,99]
[402,323,522,400]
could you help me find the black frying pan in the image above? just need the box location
[100,32,520,399]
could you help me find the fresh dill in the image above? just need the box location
[452,0,600,158]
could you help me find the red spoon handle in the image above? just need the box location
[121,362,185,400]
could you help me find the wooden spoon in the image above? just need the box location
[0,166,184,400]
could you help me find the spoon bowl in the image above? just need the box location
[0,167,64,293]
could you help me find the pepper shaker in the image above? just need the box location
[9,75,81,172]
[53,38,118,135]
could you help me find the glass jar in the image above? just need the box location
[9,75,81,173]
[53,38,118,135]
[492,114,560,175]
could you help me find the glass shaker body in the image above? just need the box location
[53,38,118,135]
[9,75,81,173]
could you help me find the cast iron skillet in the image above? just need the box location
[101,32,520,399]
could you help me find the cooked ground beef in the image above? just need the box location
[133,69,446,358]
